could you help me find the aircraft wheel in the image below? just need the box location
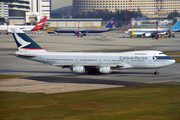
[154,72,159,75]
[154,69,159,75]
[88,69,99,75]
[88,70,93,75]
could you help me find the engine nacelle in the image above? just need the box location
[74,31,81,35]
[99,67,112,74]
[145,33,151,37]
[72,66,85,73]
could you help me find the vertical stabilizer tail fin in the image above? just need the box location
[11,28,46,52]
[104,17,116,28]
[170,20,180,30]
[31,16,47,31]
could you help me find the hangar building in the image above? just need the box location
[46,18,103,28]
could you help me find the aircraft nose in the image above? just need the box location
[168,59,176,65]
[172,59,176,64]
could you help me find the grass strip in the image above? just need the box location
[173,57,180,63]
[164,52,180,63]
[0,84,180,120]
[0,75,23,80]
[165,52,180,55]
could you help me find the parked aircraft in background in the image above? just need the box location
[125,20,180,38]
[11,28,175,75]
[53,17,116,36]
[0,16,47,33]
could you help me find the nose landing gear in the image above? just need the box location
[154,69,159,75]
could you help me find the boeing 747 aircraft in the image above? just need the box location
[11,28,175,75]
[0,16,47,33]
[125,20,180,37]
[54,17,116,36]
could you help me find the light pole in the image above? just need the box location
[78,20,80,37]
[7,17,9,35]
[125,10,126,31]
[130,0,131,29]
[156,20,158,40]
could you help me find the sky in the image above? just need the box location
[51,0,72,10]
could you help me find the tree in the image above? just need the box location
[137,7,142,17]
[167,10,179,20]
[72,9,143,27]
[0,17,6,25]
[172,19,177,25]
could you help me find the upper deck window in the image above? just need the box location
[134,53,146,55]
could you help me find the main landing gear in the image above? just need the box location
[154,69,159,75]
[83,33,87,36]
[88,68,100,75]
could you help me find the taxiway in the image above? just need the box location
[0,31,180,93]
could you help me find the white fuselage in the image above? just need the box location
[0,25,34,32]
[125,28,168,36]
[16,50,175,70]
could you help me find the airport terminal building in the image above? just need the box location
[73,0,180,18]
[0,0,29,20]
[0,0,50,24]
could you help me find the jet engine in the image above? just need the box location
[144,33,151,37]
[72,66,85,73]
[99,67,112,74]
[74,31,81,35]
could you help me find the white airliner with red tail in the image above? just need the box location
[11,28,175,75]
[0,16,47,33]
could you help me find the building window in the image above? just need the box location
[42,0,49,2]
[42,5,49,7]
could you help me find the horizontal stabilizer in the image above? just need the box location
[15,51,37,57]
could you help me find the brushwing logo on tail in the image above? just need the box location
[13,29,31,49]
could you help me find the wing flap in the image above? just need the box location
[75,30,88,33]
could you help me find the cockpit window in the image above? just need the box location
[159,52,164,55]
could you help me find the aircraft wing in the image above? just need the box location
[52,63,124,68]
[74,29,94,34]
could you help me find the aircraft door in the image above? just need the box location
[99,59,102,66]
[146,56,154,68]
